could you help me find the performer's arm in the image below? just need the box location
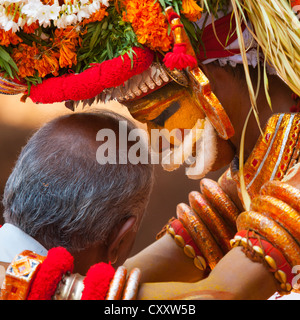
[124,233,207,283]
[136,246,278,300]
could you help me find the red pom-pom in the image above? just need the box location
[27,247,74,300]
[81,263,115,300]
[163,43,198,70]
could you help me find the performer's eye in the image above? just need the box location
[149,101,181,127]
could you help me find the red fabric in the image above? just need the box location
[81,262,115,300]
[291,0,300,8]
[236,230,293,286]
[163,43,198,70]
[29,47,154,104]
[197,13,246,61]
[27,247,74,300]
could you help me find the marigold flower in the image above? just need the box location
[23,21,40,34]
[0,29,22,47]
[12,43,39,78]
[53,26,82,68]
[35,49,60,78]
[181,0,203,22]
[122,0,172,52]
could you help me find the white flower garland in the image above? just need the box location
[0,0,109,32]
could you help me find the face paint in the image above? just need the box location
[122,64,234,179]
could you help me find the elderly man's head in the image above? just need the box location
[2,110,154,274]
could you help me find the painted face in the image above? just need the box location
[122,65,235,179]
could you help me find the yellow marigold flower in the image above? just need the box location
[122,0,172,52]
[181,0,203,22]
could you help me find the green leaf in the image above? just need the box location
[0,46,19,77]
[90,23,103,50]
[107,41,113,59]
[158,0,166,9]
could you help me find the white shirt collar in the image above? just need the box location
[0,223,48,263]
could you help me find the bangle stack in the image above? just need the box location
[106,266,141,300]
[235,180,300,294]
[176,203,223,270]
[161,178,240,272]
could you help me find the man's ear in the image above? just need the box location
[107,216,137,265]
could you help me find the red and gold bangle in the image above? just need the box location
[231,230,294,294]
[236,211,300,269]
[189,191,234,253]
[0,250,46,300]
[251,195,300,243]
[200,178,239,230]
[260,180,300,217]
[177,203,223,270]
[166,218,207,271]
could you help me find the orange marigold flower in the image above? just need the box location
[35,49,60,78]
[12,43,39,78]
[0,29,22,47]
[58,43,77,69]
[41,0,54,4]
[23,21,40,34]
[53,26,82,68]
[122,0,172,52]
[81,5,108,26]
[181,0,203,22]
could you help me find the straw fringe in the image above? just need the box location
[201,0,300,209]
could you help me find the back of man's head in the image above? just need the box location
[2,110,154,253]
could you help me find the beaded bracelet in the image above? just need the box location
[237,211,300,268]
[231,230,293,295]
[177,203,223,269]
[166,218,207,271]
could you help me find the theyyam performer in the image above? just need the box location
[0,0,300,300]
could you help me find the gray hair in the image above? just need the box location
[2,110,154,252]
